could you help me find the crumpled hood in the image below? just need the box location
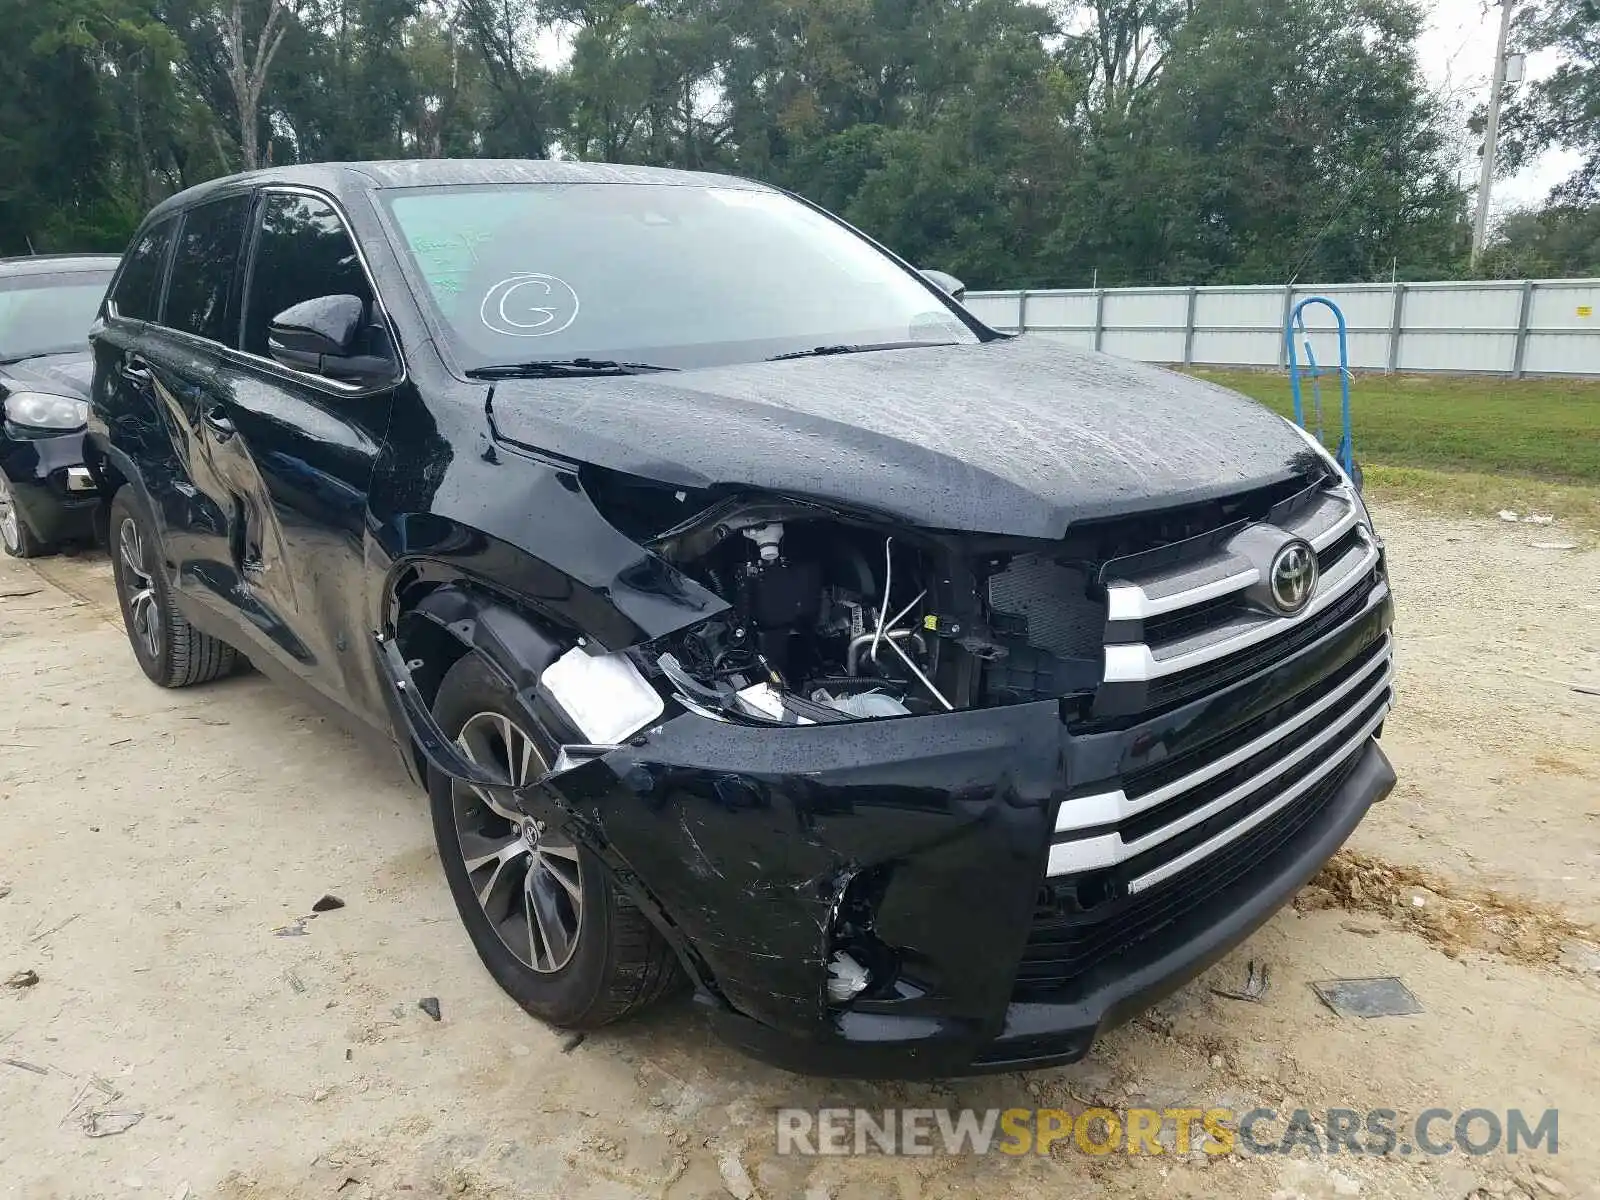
[489,337,1317,538]
[2,351,93,399]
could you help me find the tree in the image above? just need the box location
[1057,0,1468,284]
[0,0,1487,287]
[1058,0,1189,126]
[220,0,295,168]
[1481,203,1600,276]
[456,0,555,156]
[1504,0,1600,202]
[0,0,196,252]
[556,0,729,166]
[825,0,1080,287]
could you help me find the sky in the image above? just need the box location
[1418,0,1583,212]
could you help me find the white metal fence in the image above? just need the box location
[963,278,1600,377]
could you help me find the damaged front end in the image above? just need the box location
[593,463,1113,727]
[379,456,1397,1077]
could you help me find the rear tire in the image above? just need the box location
[429,652,681,1029]
[108,488,239,687]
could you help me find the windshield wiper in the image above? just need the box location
[465,358,678,379]
[0,351,61,366]
[766,340,957,362]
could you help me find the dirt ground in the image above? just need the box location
[2,501,1597,1200]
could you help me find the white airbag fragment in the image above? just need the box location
[826,951,871,1002]
[816,690,911,719]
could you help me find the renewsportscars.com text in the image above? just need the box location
[775,1107,1559,1158]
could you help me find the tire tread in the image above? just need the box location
[167,611,239,687]
[586,892,685,1026]
[2,508,53,559]
[109,488,238,689]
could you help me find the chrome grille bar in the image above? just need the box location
[1103,528,1380,683]
[1104,486,1360,622]
[1126,702,1390,894]
[1046,668,1393,878]
[1055,638,1392,833]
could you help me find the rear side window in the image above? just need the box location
[242,192,374,357]
[165,194,252,344]
[110,220,175,321]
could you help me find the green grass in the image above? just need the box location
[1187,368,1600,485]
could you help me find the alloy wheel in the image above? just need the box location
[0,474,19,552]
[118,517,160,660]
[452,711,583,973]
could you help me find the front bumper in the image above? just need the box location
[378,569,1395,1079]
[0,430,98,545]
[706,740,1393,1077]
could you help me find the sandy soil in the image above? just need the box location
[2,501,1597,1200]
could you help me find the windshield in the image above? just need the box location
[382,183,977,371]
[0,270,115,362]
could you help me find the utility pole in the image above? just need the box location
[1471,0,1516,266]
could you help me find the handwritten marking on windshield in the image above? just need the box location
[479,273,580,338]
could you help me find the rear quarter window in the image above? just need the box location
[110,220,176,322]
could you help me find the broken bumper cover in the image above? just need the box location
[705,740,1394,1077]
[377,633,1395,1079]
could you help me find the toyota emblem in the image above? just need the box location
[1268,540,1319,615]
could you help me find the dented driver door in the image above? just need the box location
[200,189,399,720]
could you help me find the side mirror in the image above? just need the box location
[267,294,391,384]
[919,269,966,302]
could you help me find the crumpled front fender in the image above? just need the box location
[376,630,1070,1039]
[536,702,1069,1038]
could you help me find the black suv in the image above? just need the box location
[88,161,1395,1077]
[1,254,120,556]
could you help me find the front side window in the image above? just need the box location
[110,221,175,322]
[382,183,976,371]
[242,192,375,358]
[165,194,252,344]
[0,269,117,362]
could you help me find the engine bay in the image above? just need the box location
[640,505,1105,724]
[660,519,942,721]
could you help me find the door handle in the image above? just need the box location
[120,355,152,387]
[202,405,236,441]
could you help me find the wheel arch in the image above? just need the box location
[382,560,727,1004]
[381,555,583,782]
[387,559,573,693]
[85,440,146,548]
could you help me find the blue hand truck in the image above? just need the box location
[1285,297,1361,488]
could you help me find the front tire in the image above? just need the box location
[108,488,239,687]
[429,652,681,1029]
[0,474,54,559]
